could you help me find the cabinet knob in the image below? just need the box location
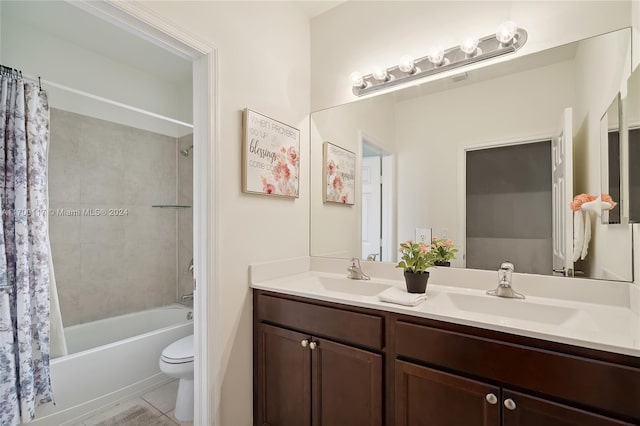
[300,339,309,348]
[504,398,517,411]
[309,341,318,350]
[485,393,498,405]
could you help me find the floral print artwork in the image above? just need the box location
[260,145,299,197]
[323,142,355,205]
[0,77,53,425]
[243,109,300,198]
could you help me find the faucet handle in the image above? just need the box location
[499,261,514,271]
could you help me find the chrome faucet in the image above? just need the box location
[188,258,194,274]
[347,258,370,280]
[486,261,525,299]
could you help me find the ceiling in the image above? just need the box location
[1,0,345,85]
[1,1,192,85]
[291,0,345,18]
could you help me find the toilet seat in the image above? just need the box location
[161,335,194,364]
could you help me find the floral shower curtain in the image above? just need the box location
[0,72,53,425]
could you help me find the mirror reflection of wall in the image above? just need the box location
[310,28,633,282]
[628,64,640,222]
[601,95,621,224]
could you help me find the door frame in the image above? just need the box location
[457,132,552,269]
[72,2,219,424]
[359,131,395,262]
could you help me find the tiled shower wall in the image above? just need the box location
[49,108,193,326]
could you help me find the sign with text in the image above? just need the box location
[242,109,300,198]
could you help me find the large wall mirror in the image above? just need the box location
[310,28,634,282]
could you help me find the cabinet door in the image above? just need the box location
[502,390,633,426]
[395,360,500,426]
[256,324,311,426]
[311,338,383,426]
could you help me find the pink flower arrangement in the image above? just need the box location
[430,237,458,263]
[396,240,437,273]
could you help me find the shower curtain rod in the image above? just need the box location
[23,74,193,129]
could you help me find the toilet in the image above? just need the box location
[159,334,194,421]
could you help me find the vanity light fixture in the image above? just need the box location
[350,71,366,89]
[496,21,519,45]
[460,37,481,56]
[350,22,527,96]
[372,66,390,82]
[398,55,417,74]
[427,47,447,66]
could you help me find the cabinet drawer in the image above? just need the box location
[395,320,640,422]
[256,293,384,350]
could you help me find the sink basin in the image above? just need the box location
[447,293,579,325]
[317,277,391,297]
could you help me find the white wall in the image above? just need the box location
[573,30,633,281]
[394,59,575,268]
[137,2,311,425]
[1,14,191,137]
[633,0,640,71]
[311,1,631,111]
[310,95,395,258]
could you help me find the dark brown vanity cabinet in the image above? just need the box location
[254,292,384,426]
[395,361,631,426]
[395,360,500,426]
[395,320,639,426]
[254,290,640,426]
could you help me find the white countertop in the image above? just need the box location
[251,268,640,358]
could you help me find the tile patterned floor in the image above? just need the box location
[70,381,193,426]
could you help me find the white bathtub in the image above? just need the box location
[33,304,193,425]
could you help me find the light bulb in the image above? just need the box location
[427,47,445,66]
[496,21,518,44]
[398,55,416,74]
[350,71,365,88]
[460,37,479,55]
[372,66,389,82]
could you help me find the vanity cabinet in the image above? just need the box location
[395,361,630,426]
[253,290,640,426]
[394,319,639,425]
[395,360,500,426]
[254,292,384,426]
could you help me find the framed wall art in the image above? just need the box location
[323,142,356,205]
[242,108,300,198]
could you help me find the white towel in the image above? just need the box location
[572,210,592,262]
[378,287,427,306]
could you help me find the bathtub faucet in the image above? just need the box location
[181,292,194,304]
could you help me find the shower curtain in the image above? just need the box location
[0,72,54,425]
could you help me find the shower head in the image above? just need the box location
[180,145,193,157]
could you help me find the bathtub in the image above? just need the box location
[32,304,193,425]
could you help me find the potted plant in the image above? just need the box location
[396,240,436,293]
[431,237,458,267]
